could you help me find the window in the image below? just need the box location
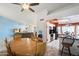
[76,25,79,38]
[62,26,74,34]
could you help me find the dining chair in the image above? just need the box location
[61,36,75,56]
[5,38,16,56]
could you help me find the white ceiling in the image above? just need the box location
[0,3,79,24]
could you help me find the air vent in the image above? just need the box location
[40,19,44,21]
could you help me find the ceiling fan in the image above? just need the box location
[12,3,39,12]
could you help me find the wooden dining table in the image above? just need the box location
[9,37,46,56]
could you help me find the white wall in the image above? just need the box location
[36,10,48,42]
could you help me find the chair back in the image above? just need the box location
[5,38,16,56]
[62,36,75,46]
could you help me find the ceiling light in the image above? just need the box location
[22,3,30,9]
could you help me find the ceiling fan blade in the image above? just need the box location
[30,3,39,6]
[12,3,21,5]
[21,8,24,12]
[29,8,35,12]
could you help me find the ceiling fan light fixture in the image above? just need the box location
[12,3,39,12]
[22,3,30,9]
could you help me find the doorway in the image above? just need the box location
[46,19,60,50]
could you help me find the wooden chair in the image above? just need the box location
[5,38,16,56]
[61,36,75,56]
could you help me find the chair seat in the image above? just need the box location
[62,43,72,47]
